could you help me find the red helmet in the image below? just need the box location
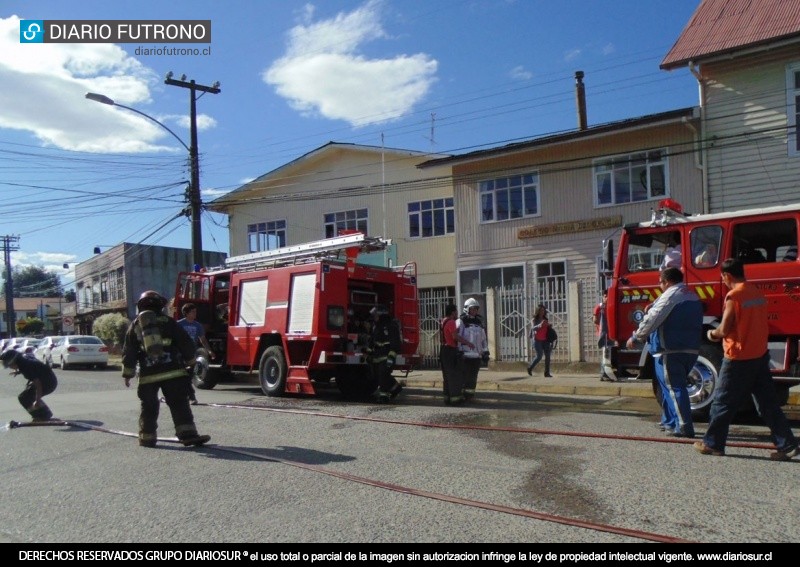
[136,290,166,312]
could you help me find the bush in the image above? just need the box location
[93,313,130,347]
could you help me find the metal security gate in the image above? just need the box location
[417,289,456,369]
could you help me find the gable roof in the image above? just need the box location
[661,0,800,70]
[212,142,449,207]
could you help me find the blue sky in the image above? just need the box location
[0,0,701,292]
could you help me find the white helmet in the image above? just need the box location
[463,298,480,313]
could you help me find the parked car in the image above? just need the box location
[16,338,42,358]
[34,336,63,367]
[51,335,109,370]
[2,337,24,353]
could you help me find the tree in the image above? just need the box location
[2,265,63,298]
[64,289,76,302]
[17,317,44,336]
[93,313,130,347]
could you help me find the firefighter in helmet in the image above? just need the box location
[121,290,210,448]
[367,304,403,403]
[456,297,489,402]
[2,348,58,422]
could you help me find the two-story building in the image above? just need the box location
[419,106,703,365]
[661,0,800,212]
[73,243,226,334]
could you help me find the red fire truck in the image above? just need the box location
[602,199,800,416]
[172,233,420,398]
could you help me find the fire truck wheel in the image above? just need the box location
[259,346,288,396]
[192,349,218,390]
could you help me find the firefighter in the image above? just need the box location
[457,298,489,402]
[367,305,403,403]
[121,290,210,448]
[2,349,58,422]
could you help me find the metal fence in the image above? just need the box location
[414,278,603,368]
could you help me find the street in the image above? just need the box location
[1,365,799,544]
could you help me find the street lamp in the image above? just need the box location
[85,92,203,267]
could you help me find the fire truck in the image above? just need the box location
[601,199,800,416]
[172,232,420,398]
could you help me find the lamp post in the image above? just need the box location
[85,92,206,267]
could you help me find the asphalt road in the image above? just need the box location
[2,366,799,544]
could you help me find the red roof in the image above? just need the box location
[661,0,800,69]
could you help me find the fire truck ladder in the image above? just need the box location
[224,233,391,272]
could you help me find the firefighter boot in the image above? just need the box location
[179,434,211,447]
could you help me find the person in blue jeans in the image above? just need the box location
[527,304,553,377]
[695,258,798,460]
[627,267,702,438]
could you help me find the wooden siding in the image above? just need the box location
[453,122,703,263]
[701,46,800,211]
[225,146,455,291]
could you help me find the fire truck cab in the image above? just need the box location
[602,199,800,416]
[172,233,420,399]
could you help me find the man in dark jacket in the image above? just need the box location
[122,290,210,448]
[2,349,58,422]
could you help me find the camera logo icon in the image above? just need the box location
[20,20,44,43]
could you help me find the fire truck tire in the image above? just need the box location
[259,346,288,396]
[652,345,721,420]
[192,349,218,390]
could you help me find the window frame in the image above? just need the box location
[247,219,287,253]
[478,172,540,224]
[324,208,368,239]
[787,61,800,157]
[407,197,454,238]
[593,149,668,207]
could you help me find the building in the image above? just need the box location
[0,296,65,338]
[73,243,226,334]
[661,0,800,212]
[419,105,703,364]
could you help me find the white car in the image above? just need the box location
[16,338,42,358]
[51,335,109,370]
[34,336,64,367]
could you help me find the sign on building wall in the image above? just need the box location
[518,215,622,240]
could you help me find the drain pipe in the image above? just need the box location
[688,61,710,213]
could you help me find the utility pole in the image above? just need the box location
[2,235,20,338]
[164,74,221,268]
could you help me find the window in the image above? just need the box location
[534,261,567,316]
[594,150,667,206]
[324,209,368,238]
[479,173,539,223]
[248,220,286,253]
[732,218,798,264]
[787,62,800,156]
[691,226,723,269]
[625,231,680,272]
[458,265,524,308]
[408,198,454,238]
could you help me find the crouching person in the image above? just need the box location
[2,349,57,422]
[122,290,210,448]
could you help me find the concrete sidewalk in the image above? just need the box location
[400,363,800,406]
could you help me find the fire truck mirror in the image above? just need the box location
[602,239,614,276]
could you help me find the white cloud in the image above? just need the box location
[0,15,207,153]
[564,48,581,62]
[602,43,615,56]
[264,0,437,127]
[509,65,532,81]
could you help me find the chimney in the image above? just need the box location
[575,70,587,131]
